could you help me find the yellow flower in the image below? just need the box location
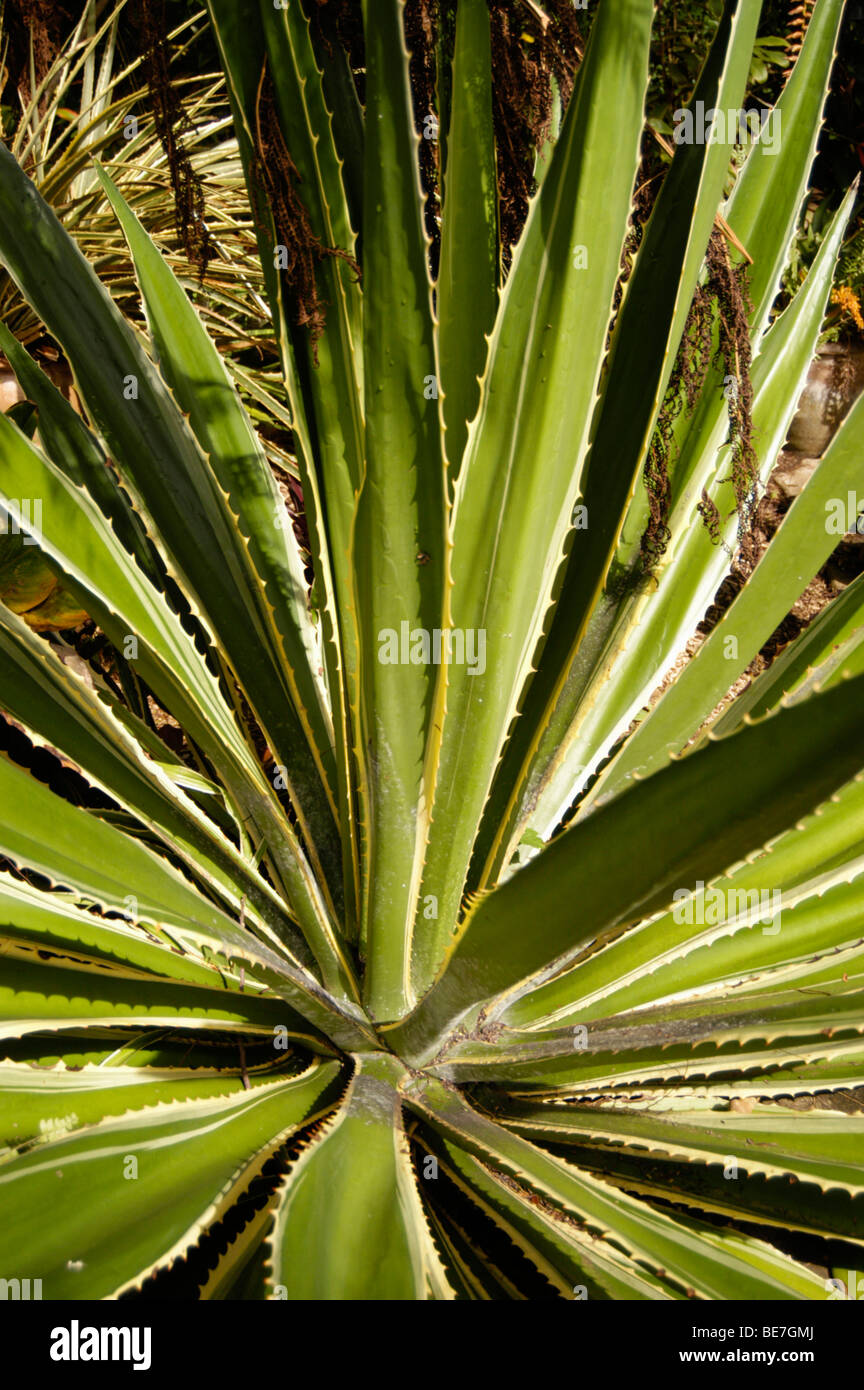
[831,284,864,331]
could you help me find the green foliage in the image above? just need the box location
[0,0,860,1301]
[646,0,788,135]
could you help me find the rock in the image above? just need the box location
[771,449,819,498]
[0,368,24,413]
[785,342,864,456]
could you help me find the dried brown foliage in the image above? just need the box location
[138,0,212,279]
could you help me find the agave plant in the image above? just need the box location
[0,0,861,1301]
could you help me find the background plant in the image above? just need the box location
[0,1,295,445]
